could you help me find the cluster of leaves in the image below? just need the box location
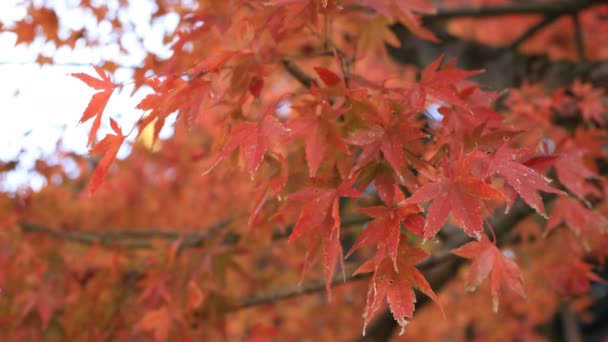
[1,0,608,340]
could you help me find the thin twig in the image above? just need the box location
[235,263,365,309]
[507,15,560,51]
[233,253,458,310]
[281,60,318,88]
[572,14,587,62]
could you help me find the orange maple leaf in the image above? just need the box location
[71,66,116,146]
[404,151,505,240]
[354,240,442,336]
[136,306,171,342]
[88,118,125,195]
[452,235,526,312]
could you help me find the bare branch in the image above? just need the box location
[572,14,587,62]
[282,60,318,88]
[425,0,603,22]
[18,215,370,249]
[19,221,212,249]
[507,15,560,51]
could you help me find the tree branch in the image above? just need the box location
[235,262,365,310]
[507,15,560,51]
[233,248,459,311]
[349,0,603,21]
[19,221,212,249]
[18,215,371,249]
[572,14,587,62]
[424,0,604,22]
[282,60,318,88]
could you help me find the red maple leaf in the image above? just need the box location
[354,240,441,336]
[545,197,607,239]
[452,235,525,312]
[88,118,126,195]
[554,147,601,200]
[359,0,439,42]
[289,87,350,177]
[554,80,605,125]
[346,99,426,179]
[548,259,606,295]
[16,288,55,330]
[191,50,237,76]
[346,185,423,270]
[404,151,504,240]
[71,66,117,146]
[135,306,171,342]
[405,55,483,113]
[288,177,361,297]
[482,144,565,217]
[203,108,291,177]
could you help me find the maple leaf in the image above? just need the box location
[203,113,291,177]
[191,50,237,76]
[88,118,126,195]
[248,153,289,228]
[16,289,54,330]
[554,148,601,199]
[452,235,525,312]
[483,144,565,217]
[545,197,607,240]
[288,177,361,297]
[548,259,606,295]
[346,99,426,179]
[186,280,205,313]
[346,185,424,270]
[404,152,504,240]
[354,240,440,336]
[71,66,117,146]
[405,55,483,113]
[289,88,350,177]
[555,80,605,125]
[136,306,171,342]
[360,0,438,42]
[135,75,203,145]
[357,15,402,58]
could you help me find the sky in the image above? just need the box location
[0,0,178,192]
